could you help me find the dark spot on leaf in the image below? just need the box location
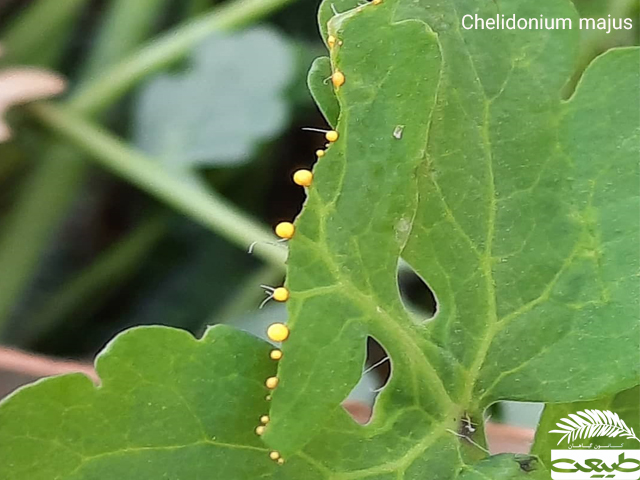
[458,413,477,438]
[515,455,538,473]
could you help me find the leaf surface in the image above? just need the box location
[457,454,548,480]
[308,56,339,128]
[1,0,639,479]
[264,0,640,472]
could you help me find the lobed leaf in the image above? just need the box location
[308,56,339,128]
[0,326,330,479]
[264,0,640,474]
[1,0,638,478]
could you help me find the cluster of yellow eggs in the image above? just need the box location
[256,127,340,465]
[257,0,384,463]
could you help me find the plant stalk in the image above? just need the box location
[70,0,297,114]
[29,102,288,268]
[0,0,293,338]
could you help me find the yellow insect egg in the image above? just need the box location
[277,458,285,465]
[255,426,265,436]
[260,415,270,424]
[325,130,339,142]
[373,0,382,4]
[267,323,290,342]
[270,349,283,360]
[265,377,279,389]
[270,451,281,461]
[316,149,325,158]
[272,287,290,302]
[275,222,295,239]
[327,35,337,48]
[332,71,345,88]
[265,394,272,401]
[293,169,313,187]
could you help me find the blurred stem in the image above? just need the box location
[1,0,90,67]
[70,0,297,114]
[0,0,171,339]
[29,102,288,268]
[187,0,216,17]
[9,214,168,346]
[0,0,293,339]
[79,0,174,80]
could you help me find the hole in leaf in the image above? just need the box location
[342,337,392,425]
[397,258,437,322]
[483,401,542,454]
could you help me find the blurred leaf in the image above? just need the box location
[0,0,193,338]
[135,27,295,168]
[0,0,89,67]
[264,0,640,466]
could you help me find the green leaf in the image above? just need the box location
[266,0,449,457]
[317,0,361,46]
[308,57,340,127]
[458,454,548,480]
[532,386,640,467]
[0,325,422,478]
[2,0,639,478]
[0,326,316,479]
[134,27,294,168]
[264,0,640,469]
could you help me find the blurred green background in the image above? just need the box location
[0,0,325,357]
[0,0,637,424]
